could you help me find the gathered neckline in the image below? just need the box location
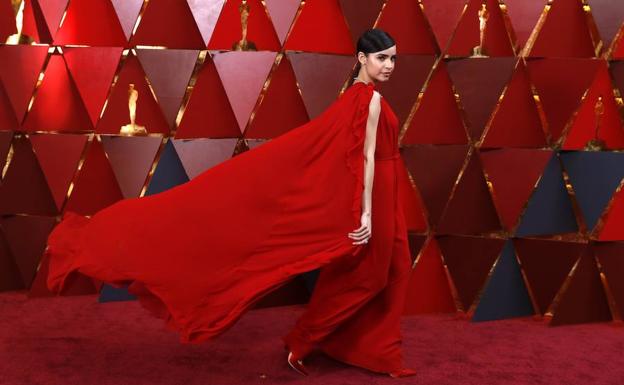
[353,80,375,88]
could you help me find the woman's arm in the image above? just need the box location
[349,90,381,245]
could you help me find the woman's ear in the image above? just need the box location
[357,52,367,66]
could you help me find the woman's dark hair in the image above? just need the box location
[347,28,396,87]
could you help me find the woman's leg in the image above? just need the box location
[282,163,397,360]
[317,202,412,374]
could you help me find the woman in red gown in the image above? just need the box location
[45,29,416,378]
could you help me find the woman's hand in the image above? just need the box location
[348,212,372,245]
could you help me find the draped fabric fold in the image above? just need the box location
[45,82,376,343]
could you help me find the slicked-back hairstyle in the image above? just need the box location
[347,28,396,87]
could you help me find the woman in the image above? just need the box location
[45,28,416,378]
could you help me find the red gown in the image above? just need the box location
[45,81,412,374]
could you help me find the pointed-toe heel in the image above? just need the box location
[388,368,417,378]
[287,351,309,376]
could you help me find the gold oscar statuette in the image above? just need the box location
[584,96,606,151]
[5,0,34,45]
[471,3,489,58]
[120,83,147,136]
[232,0,257,51]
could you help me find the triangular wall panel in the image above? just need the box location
[213,51,277,133]
[22,54,93,133]
[287,52,354,119]
[472,240,534,322]
[529,0,597,57]
[63,47,123,127]
[437,235,506,312]
[130,0,205,49]
[29,133,88,211]
[404,237,456,315]
[96,54,170,135]
[514,238,584,315]
[53,0,127,46]
[376,0,439,54]
[175,55,240,139]
[245,55,309,139]
[401,144,470,227]
[208,0,281,51]
[480,148,553,231]
[446,0,515,57]
[402,61,468,145]
[137,49,199,128]
[283,0,354,54]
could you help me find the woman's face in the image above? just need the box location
[359,45,396,82]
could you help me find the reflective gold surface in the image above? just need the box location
[232,0,257,51]
[5,0,33,45]
[471,3,489,58]
[120,84,147,135]
[584,96,605,151]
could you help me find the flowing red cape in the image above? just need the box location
[45,82,376,343]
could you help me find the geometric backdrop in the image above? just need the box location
[1,0,624,327]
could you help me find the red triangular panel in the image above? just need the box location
[404,237,456,315]
[437,235,505,312]
[29,133,87,211]
[376,0,439,54]
[245,56,309,138]
[175,56,240,139]
[287,52,355,119]
[377,55,436,128]
[0,135,57,216]
[101,135,162,198]
[53,0,127,46]
[527,58,600,142]
[265,0,300,45]
[480,149,553,231]
[63,47,123,127]
[550,246,612,325]
[208,0,281,51]
[0,215,56,288]
[397,157,428,232]
[64,139,124,216]
[137,49,199,128]
[529,0,597,57]
[504,0,547,52]
[172,138,238,179]
[513,238,584,315]
[130,0,208,49]
[213,51,277,133]
[110,0,143,41]
[22,55,93,133]
[447,57,516,141]
[339,0,385,48]
[401,144,470,227]
[283,0,354,54]
[597,186,624,241]
[402,62,468,145]
[96,55,170,135]
[562,63,624,150]
[0,45,49,123]
[420,0,466,52]
[446,0,515,57]
[437,151,501,235]
[38,0,67,39]
[481,61,547,148]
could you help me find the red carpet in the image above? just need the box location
[1,291,623,385]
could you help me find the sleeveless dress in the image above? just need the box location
[44,80,412,374]
[283,81,412,374]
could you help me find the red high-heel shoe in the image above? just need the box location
[388,368,417,378]
[287,351,309,376]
